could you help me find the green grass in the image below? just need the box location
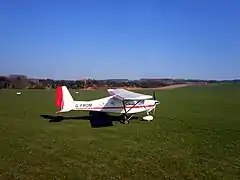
[0,83,240,180]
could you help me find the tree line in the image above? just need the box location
[0,74,219,89]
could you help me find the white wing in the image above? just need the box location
[107,88,152,100]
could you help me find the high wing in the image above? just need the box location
[107,88,153,100]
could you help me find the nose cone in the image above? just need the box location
[155,100,160,105]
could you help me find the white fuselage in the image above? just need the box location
[72,96,156,114]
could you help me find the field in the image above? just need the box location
[0,83,240,180]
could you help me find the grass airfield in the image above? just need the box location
[0,83,240,180]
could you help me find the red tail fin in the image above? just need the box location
[56,86,64,109]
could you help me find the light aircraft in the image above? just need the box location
[55,86,160,124]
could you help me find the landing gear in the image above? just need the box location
[119,114,133,124]
[142,110,154,122]
[122,119,129,124]
[120,115,127,124]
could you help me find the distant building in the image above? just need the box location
[9,74,27,79]
[105,79,129,82]
[28,79,40,83]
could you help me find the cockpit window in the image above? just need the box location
[125,100,144,105]
[125,101,135,105]
[139,100,144,105]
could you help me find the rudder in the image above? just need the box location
[56,86,64,108]
[56,86,74,113]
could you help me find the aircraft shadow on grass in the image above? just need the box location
[40,114,139,128]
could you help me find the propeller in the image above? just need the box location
[147,91,159,116]
[153,91,156,100]
[152,91,157,115]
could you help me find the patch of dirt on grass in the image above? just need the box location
[125,84,192,90]
[156,84,191,90]
[84,83,206,91]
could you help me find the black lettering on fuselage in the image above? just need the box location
[78,103,92,108]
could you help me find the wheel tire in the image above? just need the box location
[124,120,129,124]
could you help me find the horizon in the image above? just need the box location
[1,0,240,80]
[1,73,239,81]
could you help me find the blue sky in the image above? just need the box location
[0,0,239,80]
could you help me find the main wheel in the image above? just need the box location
[124,120,129,124]
[120,115,129,124]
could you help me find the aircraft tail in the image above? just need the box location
[56,86,74,113]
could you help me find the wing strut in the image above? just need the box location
[121,100,141,124]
